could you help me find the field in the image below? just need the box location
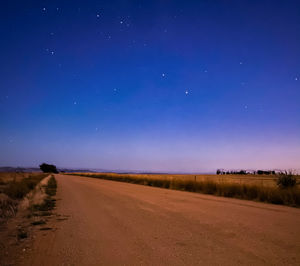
[73,172,296,187]
[0,172,43,184]
[70,172,300,207]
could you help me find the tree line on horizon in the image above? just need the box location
[216,169,289,175]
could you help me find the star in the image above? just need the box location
[244,105,248,109]
[162,73,166,77]
[295,77,298,81]
[96,14,100,18]
[74,101,77,105]
[204,70,208,73]
[51,51,54,55]
[120,21,123,24]
[240,62,243,65]
[42,7,46,11]
[185,90,189,95]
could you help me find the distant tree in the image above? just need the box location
[238,170,247,175]
[216,169,221,175]
[257,170,263,175]
[39,163,58,173]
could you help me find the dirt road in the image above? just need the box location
[22,174,300,265]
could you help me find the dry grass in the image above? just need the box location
[0,172,47,220]
[2,174,47,199]
[69,172,300,207]
[31,175,57,213]
[0,172,43,184]
[73,172,300,187]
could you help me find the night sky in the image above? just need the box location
[0,0,299,172]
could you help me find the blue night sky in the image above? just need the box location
[0,0,299,172]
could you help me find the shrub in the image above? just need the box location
[277,174,296,188]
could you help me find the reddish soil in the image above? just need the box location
[21,174,300,265]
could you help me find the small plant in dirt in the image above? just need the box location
[31,220,46,226]
[39,227,52,231]
[17,229,27,239]
[277,174,297,188]
[32,198,56,212]
[45,176,57,196]
[0,178,5,185]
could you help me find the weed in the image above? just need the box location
[33,211,52,217]
[32,198,56,212]
[31,220,46,226]
[17,229,27,239]
[45,176,57,196]
[40,227,52,231]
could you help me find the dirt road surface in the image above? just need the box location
[22,174,300,265]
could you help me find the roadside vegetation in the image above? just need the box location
[0,173,47,221]
[3,174,46,199]
[69,173,300,207]
[31,175,57,214]
[27,175,58,234]
[0,172,57,265]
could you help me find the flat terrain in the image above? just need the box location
[77,172,300,187]
[22,174,300,265]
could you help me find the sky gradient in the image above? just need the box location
[0,0,299,172]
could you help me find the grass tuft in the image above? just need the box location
[31,220,46,226]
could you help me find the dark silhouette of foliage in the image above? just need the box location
[39,163,58,173]
[257,170,274,175]
[277,174,296,188]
